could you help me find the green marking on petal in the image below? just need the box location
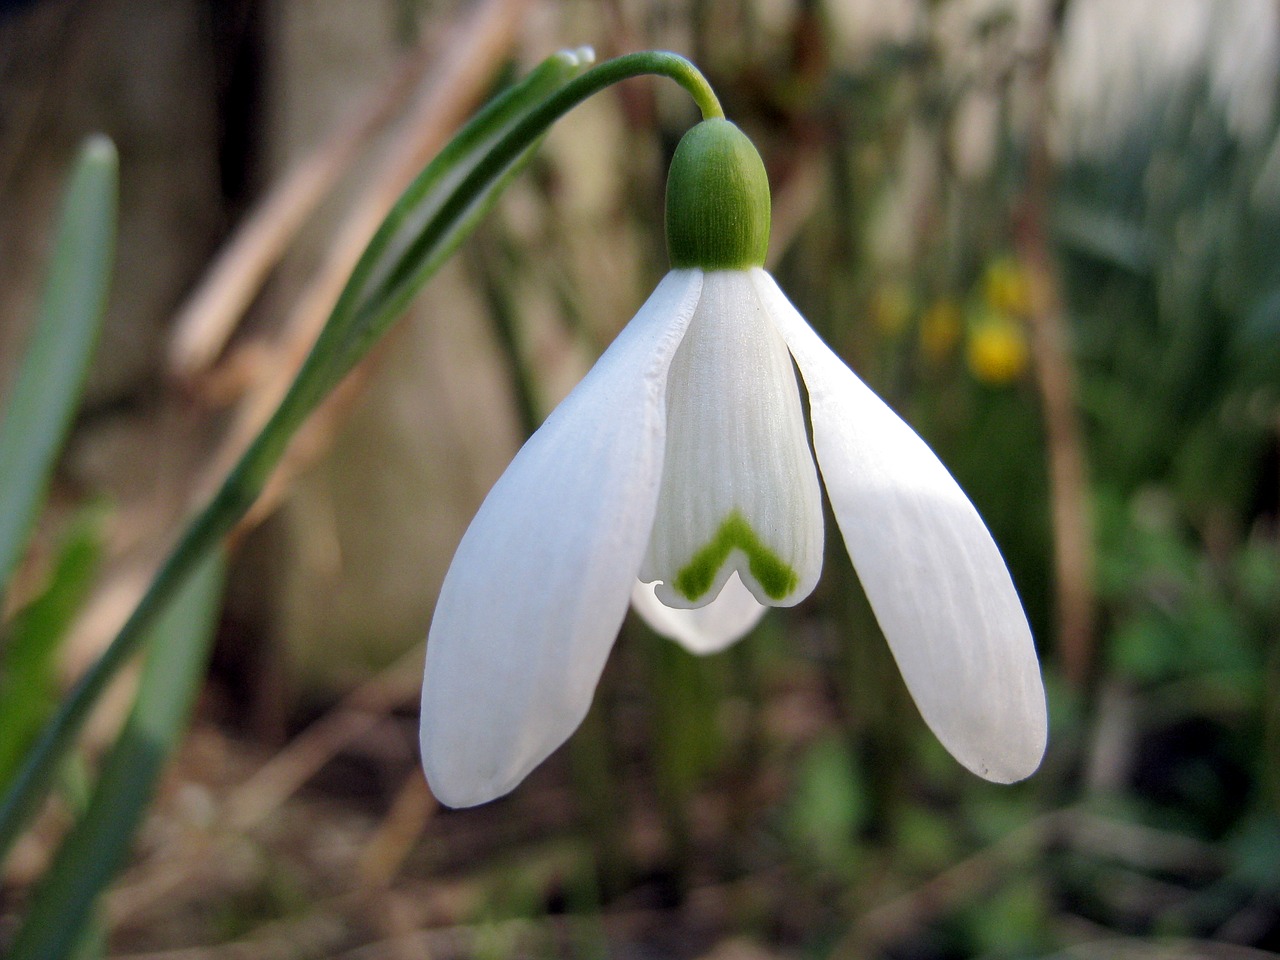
[673,510,797,602]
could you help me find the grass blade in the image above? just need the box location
[5,548,225,960]
[0,136,117,606]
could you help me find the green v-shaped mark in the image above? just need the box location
[673,510,798,602]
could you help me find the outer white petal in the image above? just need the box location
[421,270,703,807]
[753,269,1047,783]
[640,270,824,609]
[630,572,767,655]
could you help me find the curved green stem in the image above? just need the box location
[581,49,723,121]
[360,51,722,338]
[0,48,723,863]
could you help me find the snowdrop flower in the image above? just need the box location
[421,119,1046,808]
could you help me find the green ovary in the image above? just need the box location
[673,510,798,602]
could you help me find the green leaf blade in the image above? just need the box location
[0,136,118,604]
[0,507,106,790]
[294,50,590,419]
[5,549,225,960]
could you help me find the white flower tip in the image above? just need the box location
[421,747,516,809]
[750,268,1048,787]
[927,647,1048,785]
[953,707,1048,785]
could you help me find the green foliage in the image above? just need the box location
[1057,75,1277,517]
[891,801,963,874]
[0,139,119,936]
[786,734,867,875]
[1097,490,1273,693]
[7,550,226,960]
[0,136,116,607]
[961,875,1052,957]
[0,506,105,790]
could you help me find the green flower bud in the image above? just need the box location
[665,119,771,270]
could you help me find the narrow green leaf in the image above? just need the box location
[0,507,105,789]
[5,548,224,960]
[282,49,591,425]
[0,136,117,606]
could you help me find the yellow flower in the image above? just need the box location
[982,257,1032,317]
[967,315,1029,385]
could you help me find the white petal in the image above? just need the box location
[421,270,703,807]
[754,269,1047,783]
[639,270,824,609]
[630,572,767,655]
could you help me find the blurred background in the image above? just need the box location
[2,0,1279,957]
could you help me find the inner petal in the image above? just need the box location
[639,270,824,609]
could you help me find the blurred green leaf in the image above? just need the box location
[1228,814,1280,892]
[1109,616,1179,685]
[68,915,105,960]
[891,801,962,875]
[1053,200,1154,273]
[649,638,724,825]
[1236,540,1280,616]
[961,875,1050,957]
[1099,489,1266,689]
[6,548,224,960]
[1171,414,1266,520]
[1235,287,1280,381]
[788,734,866,872]
[0,136,116,608]
[0,506,105,790]
[960,790,1038,848]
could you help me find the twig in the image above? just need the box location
[1066,811,1226,875]
[106,646,422,924]
[165,41,435,380]
[356,771,437,890]
[107,905,666,960]
[107,908,350,960]
[1014,3,1097,687]
[205,0,530,540]
[224,648,422,832]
